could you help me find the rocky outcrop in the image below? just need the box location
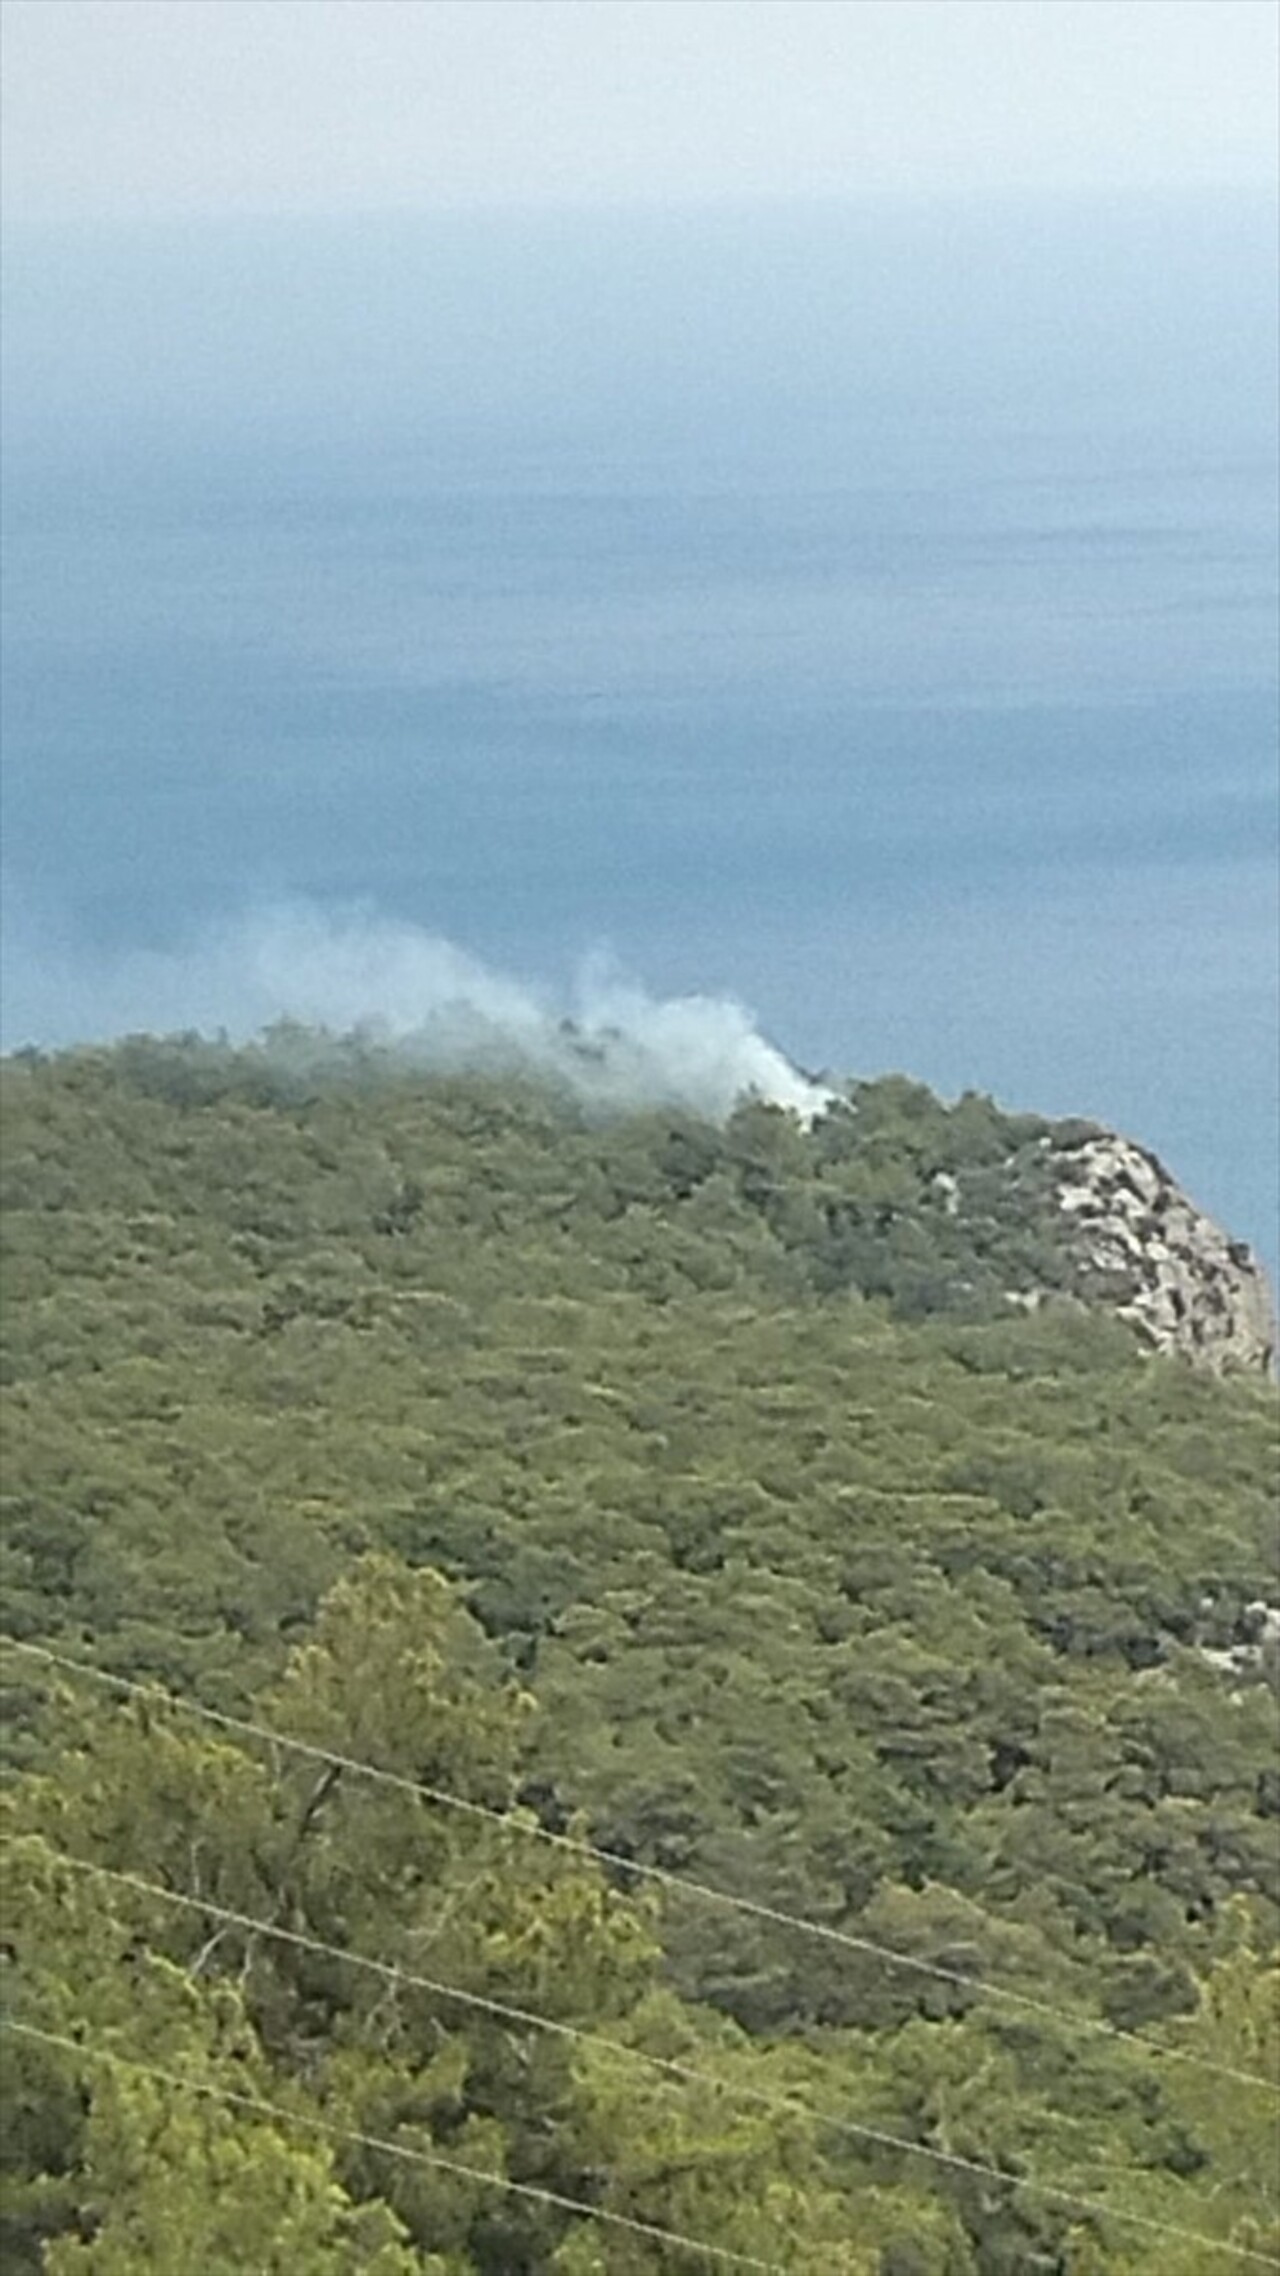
[1198,1600,1280,1680]
[1046,1133,1276,1375]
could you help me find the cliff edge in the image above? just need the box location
[1045,1132,1275,1375]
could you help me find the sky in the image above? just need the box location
[1,0,1276,1261]
[2,0,1277,221]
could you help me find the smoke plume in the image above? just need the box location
[1,900,833,1123]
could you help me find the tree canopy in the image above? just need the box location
[1,1037,1276,2272]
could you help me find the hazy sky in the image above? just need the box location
[3,0,1276,221]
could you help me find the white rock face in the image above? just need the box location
[1048,1135,1276,1375]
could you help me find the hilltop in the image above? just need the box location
[1,1035,1276,2274]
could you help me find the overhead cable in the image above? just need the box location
[5,2007,1276,2268]
[5,1633,1276,2096]
[0,2018,783,2273]
[22,1843,1123,2170]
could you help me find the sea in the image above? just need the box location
[2,194,1277,1270]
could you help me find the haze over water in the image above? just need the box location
[2,194,1277,1266]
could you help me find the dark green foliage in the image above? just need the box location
[1,1037,1277,2271]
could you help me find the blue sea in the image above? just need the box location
[2,196,1277,1266]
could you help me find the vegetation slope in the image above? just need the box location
[1,1036,1276,2274]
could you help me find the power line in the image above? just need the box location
[21,1842,1135,2168]
[25,1842,914,2160]
[5,1633,1276,2096]
[24,1838,1280,2267]
[0,2019,784,2273]
[5,1995,1276,2270]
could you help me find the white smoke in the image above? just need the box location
[2,900,833,1124]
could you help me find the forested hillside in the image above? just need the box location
[1,1037,1277,2274]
